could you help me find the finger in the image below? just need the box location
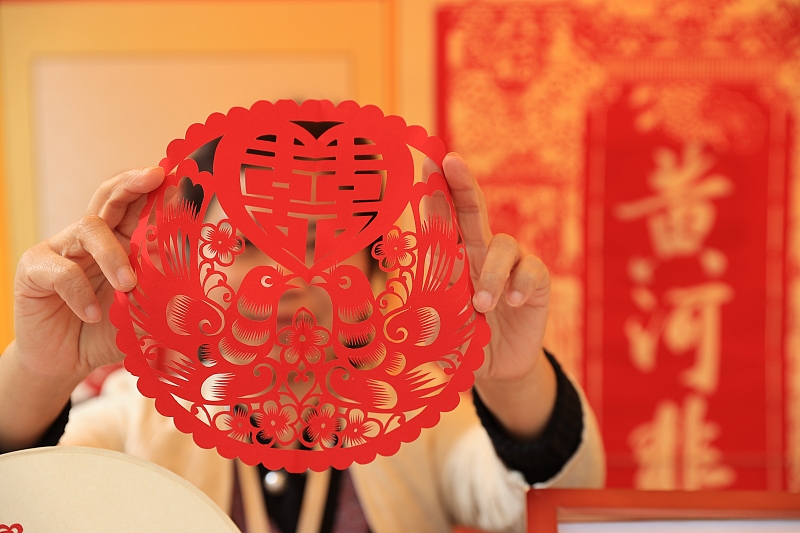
[47,215,137,292]
[421,155,441,181]
[18,247,103,323]
[505,254,550,308]
[420,157,451,221]
[86,167,165,228]
[114,192,149,241]
[473,233,520,313]
[441,153,493,250]
[117,178,182,240]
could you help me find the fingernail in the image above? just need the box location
[117,266,137,288]
[473,290,492,312]
[85,304,102,323]
[507,291,524,307]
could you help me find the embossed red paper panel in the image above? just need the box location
[112,100,489,472]
[438,2,800,490]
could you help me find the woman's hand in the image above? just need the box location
[0,167,164,451]
[12,167,165,379]
[441,153,556,440]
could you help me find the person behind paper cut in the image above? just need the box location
[0,145,605,533]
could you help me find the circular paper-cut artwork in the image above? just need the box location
[112,100,490,472]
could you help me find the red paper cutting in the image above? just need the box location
[111,100,490,472]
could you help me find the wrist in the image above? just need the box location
[473,351,586,485]
[0,342,81,452]
[475,345,547,388]
[4,341,87,393]
[473,347,556,440]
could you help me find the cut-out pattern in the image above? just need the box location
[112,100,489,472]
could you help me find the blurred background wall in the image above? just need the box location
[1,0,798,492]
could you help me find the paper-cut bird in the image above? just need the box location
[128,200,295,404]
[315,214,476,412]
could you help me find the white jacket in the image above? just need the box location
[60,370,605,533]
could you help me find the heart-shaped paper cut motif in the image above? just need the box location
[212,102,415,279]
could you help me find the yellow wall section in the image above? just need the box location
[0,43,10,346]
[0,0,395,348]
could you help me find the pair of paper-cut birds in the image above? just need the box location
[112,100,489,472]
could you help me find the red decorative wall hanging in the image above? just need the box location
[111,100,489,472]
[438,1,800,491]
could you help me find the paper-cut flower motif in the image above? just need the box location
[216,404,255,443]
[279,308,330,364]
[304,404,342,448]
[200,220,244,266]
[341,410,379,447]
[372,226,416,271]
[0,525,23,533]
[253,403,297,446]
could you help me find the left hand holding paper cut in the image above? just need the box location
[0,167,164,451]
[13,168,165,379]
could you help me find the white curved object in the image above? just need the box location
[0,446,241,533]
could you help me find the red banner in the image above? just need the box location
[589,84,790,489]
[437,1,800,491]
